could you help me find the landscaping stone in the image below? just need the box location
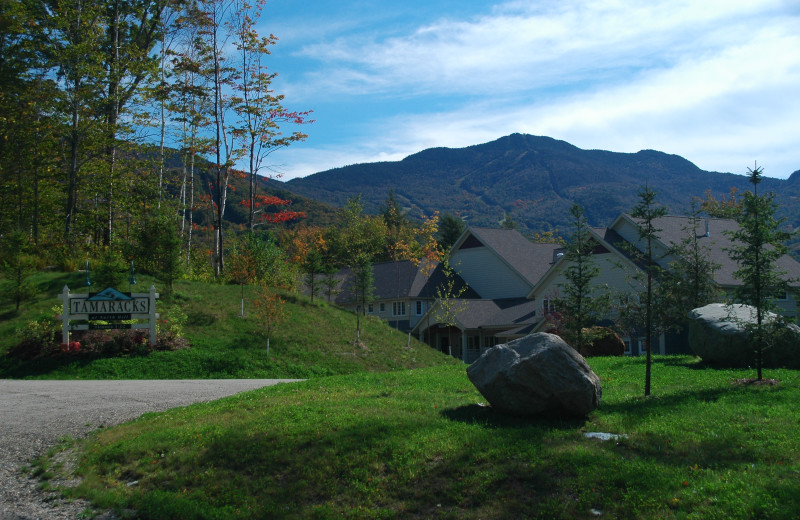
[687,303,800,368]
[466,333,602,417]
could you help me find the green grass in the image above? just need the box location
[61,357,800,519]
[0,272,457,379]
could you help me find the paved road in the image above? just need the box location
[0,379,301,520]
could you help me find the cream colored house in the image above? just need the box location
[528,214,800,355]
[412,227,561,362]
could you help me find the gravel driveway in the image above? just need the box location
[0,379,301,520]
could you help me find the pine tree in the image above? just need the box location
[660,202,721,327]
[630,184,668,396]
[554,204,609,348]
[726,165,793,381]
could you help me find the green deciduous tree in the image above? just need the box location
[332,196,387,344]
[136,210,184,294]
[436,213,465,252]
[432,256,469,357]
[0,231,39,312]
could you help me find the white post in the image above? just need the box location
[59,285,70,344]
[149,285,159,345]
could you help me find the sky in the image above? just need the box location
[255,0,800,181]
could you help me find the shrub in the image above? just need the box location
[577,326,625,357]
[9,309,62,360]
[92,248,127,289]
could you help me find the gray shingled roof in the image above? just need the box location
[467,227,561,285]
[334,260,479,304]
[435,297,540,330]
[613,214,800,287]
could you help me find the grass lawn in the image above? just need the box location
[0,272,457,379]
[49,356,800,519]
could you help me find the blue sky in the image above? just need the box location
[255,0,800,181]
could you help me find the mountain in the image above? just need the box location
[283,134,800,234]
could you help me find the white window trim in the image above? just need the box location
[392,301,406,317]
[415,300,423,316]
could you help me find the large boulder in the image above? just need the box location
[466,333,602,417]
[687,303,800,368]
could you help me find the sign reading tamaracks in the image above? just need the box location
[58,286,160,345]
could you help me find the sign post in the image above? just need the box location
[59,285,160,345]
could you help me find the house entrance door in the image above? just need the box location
[439,336,450,356]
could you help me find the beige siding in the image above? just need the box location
[532,253,644,318]
[365,298,431,328]
[451,247,531,298]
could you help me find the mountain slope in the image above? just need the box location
[285,134,798,233]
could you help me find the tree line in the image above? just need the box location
[0,0,310,278]
[550,166,792,391]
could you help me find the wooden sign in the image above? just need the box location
[58,285,160,345]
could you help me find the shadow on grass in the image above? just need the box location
[599,386,735,415]
[36,272,86,294]
[442,404,587,430]
[179,416,572,519]
[0,309,18,321]
[0,355,98,379]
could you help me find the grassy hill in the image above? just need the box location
[40,357,800,519]
[0,272,457,379]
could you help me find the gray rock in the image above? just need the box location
[687,303,800,368]
[466,333,602,417]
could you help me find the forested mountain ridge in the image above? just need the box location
[283,134,800,233]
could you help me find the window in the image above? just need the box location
[392,301,406,316]
[773,291,789,301]
[623,337,643,356]
[379,303,385,313]
[415,301,423,315]
[542,299,556,314]
[367,303,374,313]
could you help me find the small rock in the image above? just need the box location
[584,432,627,441]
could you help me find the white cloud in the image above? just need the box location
[292,0,789,98]
[271,0,800,180]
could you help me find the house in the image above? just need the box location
[411,227,562,362]
[528,214,800,355]
[449,227,562,298]
[333,259,478,333]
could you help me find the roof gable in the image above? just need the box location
[455,227,562,287]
